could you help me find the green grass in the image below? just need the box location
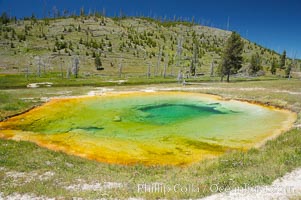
[0,73,175,89]
[0,79,301,199]
[0,72,282,89]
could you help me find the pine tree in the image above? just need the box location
[270,58,277,75]
[280,50,286,69]
[249,53,261,75]
[0,12,10,25]
[80,7,85,16]
[95,54,103,70]
[219,32,244,82]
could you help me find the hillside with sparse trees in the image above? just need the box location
[0,12,300,83]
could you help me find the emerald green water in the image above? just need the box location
[0,92,296,166]
[135,103,227,125]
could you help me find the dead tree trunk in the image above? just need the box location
[37,56,41,77]
[156,47,162,76]
[210,59,214,77]
[147,62,151,79]
[119,59,123,78]
[163,63,167,78]
[60,58,64,79]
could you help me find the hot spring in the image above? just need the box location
[0,92,296,166]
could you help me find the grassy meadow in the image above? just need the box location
[0,78,301,199]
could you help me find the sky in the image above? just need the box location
[0,0,300,58]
